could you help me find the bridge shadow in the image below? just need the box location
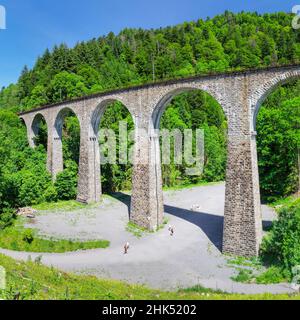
[111,192,131,217]
[164,204,224,251]
[110,192,274,253]
[111,192,224,251]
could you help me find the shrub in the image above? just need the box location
[231,269,254,283]
[43,185,58,203]
[255,266,286,284]
[261,201,300,276]
[22,229,34,244]
[54,160,78,200]
[0,208,15,230]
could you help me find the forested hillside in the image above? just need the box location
[1,11,300,111]
[0,11,299,219]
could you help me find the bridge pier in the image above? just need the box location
[77,117,101,204]
[223,133,262,257]
[47,124,64,179]
[223,79,263,257]
[130,123,164,231]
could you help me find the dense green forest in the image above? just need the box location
[0,10,299,222]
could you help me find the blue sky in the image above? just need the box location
[0,0,297,88]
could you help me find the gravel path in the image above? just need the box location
[0,183,295,294]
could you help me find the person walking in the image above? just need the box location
[124,242,130,254]
[168,226,174,236]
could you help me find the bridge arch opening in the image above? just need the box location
[92,100,135,195]
[255,79,300,202]
[19,117,26,127]
[31,113,48,150]
[50,107,81,200]
[253,73,300,132]
[54,107,81,167]
[19,116,27,134]
[152,88,228,250]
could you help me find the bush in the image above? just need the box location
[54,160,78,200]
[255,266,286,284]
[261,201,300,275]
[43,185,58,203]
[0,208,15,230]
[17,169,53,206]
[22,229,34,244]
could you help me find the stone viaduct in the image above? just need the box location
[19,65,300,258]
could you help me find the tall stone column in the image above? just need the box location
[223,80,263,257]
[46,124,64,179]
[130,120,164,231]
[24,118,36,148]
[77,115,101,204]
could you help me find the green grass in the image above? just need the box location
[255,266,286,284]
[126,222,148,238]
[231,269,255,283]
[227,256,262,269]
[227,256,288,284]
[231,265,287,285]
[0,223,110,253]
[0,254,299,300]
[227,257,288,284]
[32,200,95,211]
[126,218,169,238]
[269,194,300,208]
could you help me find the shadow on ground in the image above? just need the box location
[111,192,274,253]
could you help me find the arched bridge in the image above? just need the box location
[19,65,300,258]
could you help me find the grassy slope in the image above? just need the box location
[0,220,109,253]
[0,254,299,300]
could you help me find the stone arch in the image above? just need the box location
[32,113,48,135]
[48,107,81,178]
[151,86,226,130]
[19,116,26,126]
[252,70,300,131]
[54,107,81,139]
[19,116,27,132]
[148,87,228,249]
[90,98,136,195]
[91,98,135,136]
[31,113,48,148]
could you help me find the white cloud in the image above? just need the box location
[0,5,6,29]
